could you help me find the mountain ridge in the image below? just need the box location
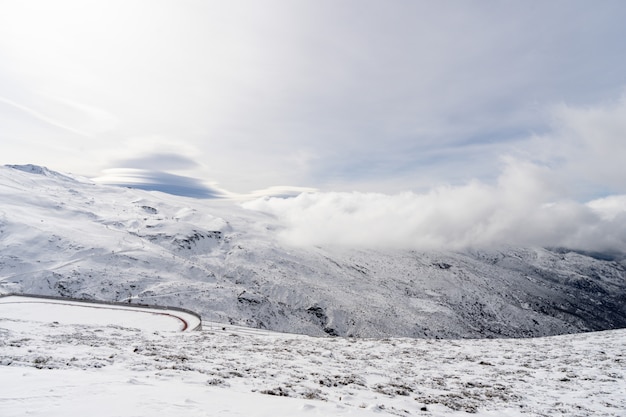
[1,164,625,338]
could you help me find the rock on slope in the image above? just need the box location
[1,164,625,338]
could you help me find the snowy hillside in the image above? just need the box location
[1,164,625,338]
[1,313,625,416]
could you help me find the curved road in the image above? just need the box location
[0,294,201,332]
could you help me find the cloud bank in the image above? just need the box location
[243,96,626,253]
[244,167,626,253]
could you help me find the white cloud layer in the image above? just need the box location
[534,96,626,197]
[242,95,626,252]
[244,158,626,252]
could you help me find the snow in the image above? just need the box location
[0,367,382,417]
[1,315,625,416]
[0,295,200,332]
[1,165,626,415]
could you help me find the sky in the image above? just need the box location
[1,0,625,196]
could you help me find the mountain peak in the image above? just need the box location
[6,164,53,175]
[5,164,78,182]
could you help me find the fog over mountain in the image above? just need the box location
[245,159,626,253]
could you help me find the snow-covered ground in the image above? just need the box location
[1,314,625,416]
[0,295,200,331]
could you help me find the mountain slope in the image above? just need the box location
[1,164,625,338]
[2,315,625,416]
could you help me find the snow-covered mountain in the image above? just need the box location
[1,164,625,338]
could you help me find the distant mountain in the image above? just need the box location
[1,164,625,338]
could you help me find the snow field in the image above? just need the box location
[1,316,625,416]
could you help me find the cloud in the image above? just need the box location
[587,195,626,221]
[243,94,626,253]
[93,167,317,200]
[241,185,319,200]
[115,153,200,171]
[243,158,626,253]
[0,96,91,137]
[93,168,224,199]
[535,96,626,197]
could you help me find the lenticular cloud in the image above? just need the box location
[244,160,626,253]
